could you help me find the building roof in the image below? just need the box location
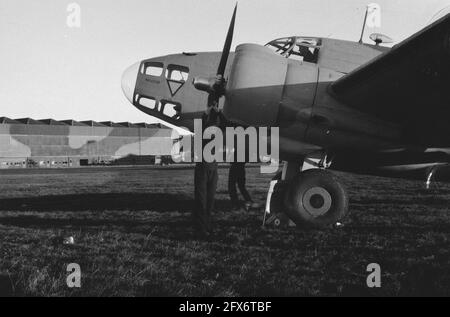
[100,121,124,127]
[117,122,140,128]
[135,123,164,129]
[15,118,44,125]
[80,121,107,127]
[39,119,68,126]
[60,120,89,126]
[0,117,21,124]
[1,117,168,129]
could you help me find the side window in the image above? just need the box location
[135,95,181,121]
[138,96,158,110]
[166,65,189,82]
[141,62,164,77]
[161,100,182,119]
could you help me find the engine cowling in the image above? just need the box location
[224,44,288,127]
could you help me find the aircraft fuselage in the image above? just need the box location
[121,37,450,180]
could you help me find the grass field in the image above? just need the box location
[1,165,450,296]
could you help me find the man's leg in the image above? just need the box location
[237,166,252,203]
[205,166,219,232]
[237,177,252,203]
[228,167,240,208]
[194,164,209,235]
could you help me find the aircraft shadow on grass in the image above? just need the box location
[0,193,232,213]
[0,193,240,235]
[0,192,267,244]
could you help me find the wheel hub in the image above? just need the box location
[303,187,332,217]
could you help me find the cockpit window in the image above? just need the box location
[265,37,322,63]
[265,37,295,54]
[166,64,189,82]
[141,62,164,77]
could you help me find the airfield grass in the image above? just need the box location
[1,165,450,296]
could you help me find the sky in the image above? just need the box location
[0,0,449,124]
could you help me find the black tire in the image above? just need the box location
[284,169,349,227]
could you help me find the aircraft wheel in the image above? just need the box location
[284,169,349,227]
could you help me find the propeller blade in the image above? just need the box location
[217,4,237,77]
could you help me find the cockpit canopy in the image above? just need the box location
[265,37,322,63]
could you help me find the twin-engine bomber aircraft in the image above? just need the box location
[121,6,450,227]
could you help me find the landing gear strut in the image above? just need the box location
[264,158,349,228]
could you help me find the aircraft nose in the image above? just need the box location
[121,62,140,103]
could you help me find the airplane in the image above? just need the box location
[121,5,450,227]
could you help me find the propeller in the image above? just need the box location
[193,4,237,106]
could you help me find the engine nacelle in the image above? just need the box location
[224,44,288,127]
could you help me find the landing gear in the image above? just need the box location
[264,158,349,228]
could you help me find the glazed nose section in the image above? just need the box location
[121,62,140,103]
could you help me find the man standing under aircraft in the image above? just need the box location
[228,161,253,211]
[193,96,226,238]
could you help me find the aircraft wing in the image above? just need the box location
[331,13,450,147]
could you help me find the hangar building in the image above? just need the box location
[0,117,174,168]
